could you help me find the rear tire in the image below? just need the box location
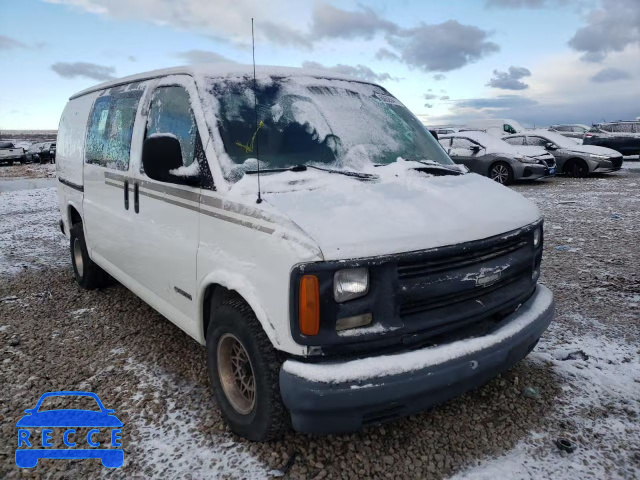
[489,161,514,185]
[563,158,589,178]
[206,294,289,441]
[69,223,110,289]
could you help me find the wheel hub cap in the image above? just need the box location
[491,165,508,184]
[73,238,84,278]
[217,333,256,415]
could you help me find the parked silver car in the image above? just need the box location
[548,124,590,140]
[438,131,555,185]
[504,130,623,177]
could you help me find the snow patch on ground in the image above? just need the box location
[450,321,640,480]
[0,187,67,275]
[124,358,267,478]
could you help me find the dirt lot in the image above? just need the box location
[1,163,638,479]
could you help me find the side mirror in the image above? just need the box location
[471,145,481,152]
[545,142,557,150]
[142,134,199,187]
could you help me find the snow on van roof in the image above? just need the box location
[69,64,374,100]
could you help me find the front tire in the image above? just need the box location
[489,161,514,185]
[69,223,110,289]
[563,158,589,178]
[206,294,289,441]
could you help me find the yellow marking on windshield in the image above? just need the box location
[235,120,264,153]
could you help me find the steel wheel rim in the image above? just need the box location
[73,238,84,278]
[491,164,509,184]
[217,333,256,415]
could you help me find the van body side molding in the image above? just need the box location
[174,286,192,301]
[58,177,84,192]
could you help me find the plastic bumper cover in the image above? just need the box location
[280,284,554,434]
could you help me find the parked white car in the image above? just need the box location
[56,65,554,440]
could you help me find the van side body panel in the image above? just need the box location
[56,91,100,237]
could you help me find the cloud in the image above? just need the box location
[440,95,450,100]
[433,74,446,81]
[424,103,433,108]
[310,2,397,39]
[0,35,28,50]
[486,66,531,90]
[128,55,136,62]
[423,93,437,100]
[175,50,237,64]
[485,0,566,7]
[301,61,397,82]
[50,62,116,81]
[44,0,312,49]
[260,21,312,49]
[388,21,499,72]
[375,48,400,61]
[590,67,632,82]
[568,0,640,62]
[455,95,538,110]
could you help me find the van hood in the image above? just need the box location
[253,166,541,260]
[561,144,620,156]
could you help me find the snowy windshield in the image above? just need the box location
[539,131,582,148]
[204,75,453,182]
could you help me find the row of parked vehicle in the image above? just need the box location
[0,140,56,165]
[429,119,639,185]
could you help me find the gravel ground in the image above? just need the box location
[0,163,56,179]
[1,165,638,479]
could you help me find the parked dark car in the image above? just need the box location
[583,121,640,156]
[24,141,56,163]
[548,124,589,140]
[504,130,623,177]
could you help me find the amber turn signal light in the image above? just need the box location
[299,275,320,336]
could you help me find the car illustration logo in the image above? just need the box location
[15,391,123,468]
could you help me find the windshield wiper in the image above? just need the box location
[246,165,308,174]
[374,160,463,176]
[307,165,378,180]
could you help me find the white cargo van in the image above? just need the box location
[56,65,554,440]
[461,119,526,137]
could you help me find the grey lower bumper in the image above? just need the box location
[280,285,554,434]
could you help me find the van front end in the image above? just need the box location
[280,221,554,434]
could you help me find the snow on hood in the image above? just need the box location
[563,144,621,156]
[230,162,540,260]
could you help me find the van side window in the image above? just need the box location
[86,91,143,170]
[146,86,197,167]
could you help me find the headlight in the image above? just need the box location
[514,155,537,164]
[533,227,541,247]
[334,268,369,302]
[589,153,609,160]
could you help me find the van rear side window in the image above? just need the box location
[86,91,143,170]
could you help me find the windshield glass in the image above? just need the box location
[204,75,453,182]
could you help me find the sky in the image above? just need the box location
[0,0,639,130]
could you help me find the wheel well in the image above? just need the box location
[68,205,82,226]
[563,157,587,173]
[202,284,231,340]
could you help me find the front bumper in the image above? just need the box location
[280,284,554,434]
[515,163,553,180]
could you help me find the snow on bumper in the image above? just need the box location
[280,284,554,434]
